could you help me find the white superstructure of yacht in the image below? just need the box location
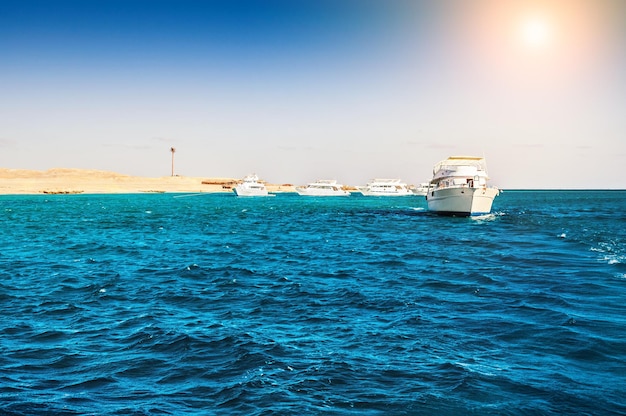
[411,183,430,196]
[356,179,413,196]
[295,180,351,196]
[233,174,272,197]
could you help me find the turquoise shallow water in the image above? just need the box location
[1,191,625,415]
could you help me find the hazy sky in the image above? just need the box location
[1,0,625,188]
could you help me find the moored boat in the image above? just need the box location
[233,174,272,197]
[411,182,430,196]
[295,179,351,196]
[425,156,499,216]
[357,179,413,196]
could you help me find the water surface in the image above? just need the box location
[1,191,625,415]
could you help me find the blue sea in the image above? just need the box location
[1,191,625,415]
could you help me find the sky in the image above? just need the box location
[1,0,625,189]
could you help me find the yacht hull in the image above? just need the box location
[426,187,498,216]
[233,191,272,197]
[357,188,413,197]
[295,188,350,196]
[233,187,270,197]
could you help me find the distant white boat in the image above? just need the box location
[295,180,351,196]
[357,179,413,197]
[411,182,430,196]
[233,174,272,197]
[426,156,499,216]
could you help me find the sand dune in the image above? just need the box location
[0,168,296,195]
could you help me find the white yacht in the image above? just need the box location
[411,183,430,196]
[357,179,413,197]
[425,156,499,216]
[295,180,351,196]
[233,174,272,197]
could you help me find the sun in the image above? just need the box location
[519,16,552,49]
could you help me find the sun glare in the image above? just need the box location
[520,16,552,49]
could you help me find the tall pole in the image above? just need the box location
[170,147,176,176]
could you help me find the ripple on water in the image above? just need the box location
[1,192,625,414]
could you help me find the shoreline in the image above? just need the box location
[5,168,623,196]
[0,168,297,195]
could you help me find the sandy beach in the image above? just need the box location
[0,168,297,195]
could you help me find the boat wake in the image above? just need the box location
[470,211,504,222]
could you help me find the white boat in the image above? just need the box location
[233,174,272,197]
[357,179,413,196]
[425,156,499,216]
[411,182,430,196]
[295,180,351,196]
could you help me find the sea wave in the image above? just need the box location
[1,192,625,415]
